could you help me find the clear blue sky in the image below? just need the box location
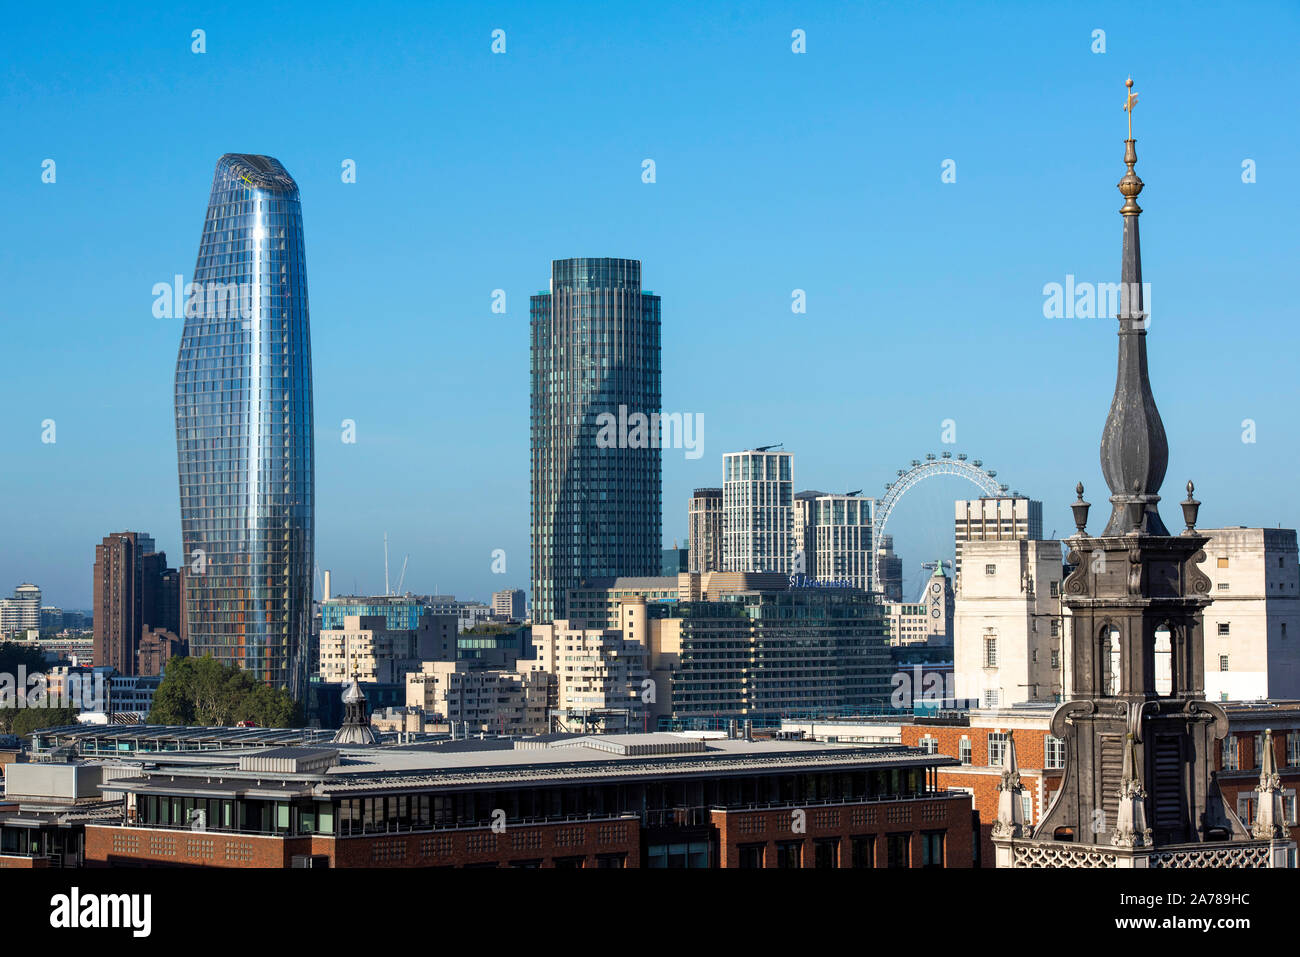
[2,1,1297,609]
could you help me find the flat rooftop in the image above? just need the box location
[92,732,955,797]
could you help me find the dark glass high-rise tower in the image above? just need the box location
[530,258,661,624]
[174,154,314,696]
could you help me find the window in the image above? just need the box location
[919,735,938,755]
[1050,649,1060,669]
[595,853,627,869]
[737,844,765,869]
[1237,794,1255,822]
[1021,793,1034,825]
[1154,625,1172,696]
[985,564,997,576]
[1254,733,1266,769]
[1103,626,1122,696]
[985,689,1000,707]
[886,834,910,868]
[776,841,803,869]
[1288,732,1300,768]
[921,832,944,868]
[1220,655,1230,672]
[1045,735,1065,770]
[1218,622,1230,636]
[1218,557,1229,568]
[814,839,839,869]
[1222,736,1239,771]
[647,840,710,868]
[983,636,998,668]
[959,737,971,765]
[850,835,874,868]
[1285,791,1298,826]
[1050,619,1059,637]
[1218,583,1230,591]
[1049,581,1059,597]
[988,732,1008,768]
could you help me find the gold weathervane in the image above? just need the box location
[1123,76,1139,139]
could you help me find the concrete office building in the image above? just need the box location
[953,497,1042,591]
[687,488,723,574]
[559,573,891,724]
[405,661,548,736]
[953,539,1064,708]
[1199,527,1300,701]
[529,614,651,732]
[722,449,794,574]
[318,613,455,684]
[814,493,874,590]
[491,589,527,622]
[530,258,662,624]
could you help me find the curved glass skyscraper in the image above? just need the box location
[530,258,662,623]
[174,154,314,696]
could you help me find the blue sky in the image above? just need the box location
[2,1,1297,608]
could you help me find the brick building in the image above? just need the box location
[788,700,1300,866]
[23,730,976,869]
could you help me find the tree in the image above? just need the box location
[147,655,302,727]
[8,706,79,737]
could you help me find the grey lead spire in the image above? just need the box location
[1099,79,1169,535]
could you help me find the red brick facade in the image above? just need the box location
[85,818,642,869]
[85,796,976,868]
[711,794,973,868]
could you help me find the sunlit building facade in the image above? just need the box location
[174,153,314,696]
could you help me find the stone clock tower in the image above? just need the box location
[993,81,1293,868]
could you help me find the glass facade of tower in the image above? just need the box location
[530,258,661,624]
[174,154,314,696]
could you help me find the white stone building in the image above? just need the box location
[1199,527,1300,701]
[953,539,1064,707]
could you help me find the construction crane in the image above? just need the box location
[753,443,783,452]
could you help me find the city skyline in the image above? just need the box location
[4,2,1298,611]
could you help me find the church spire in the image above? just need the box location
[1099,77,1170,536]
[991,731,1028,839]
[1253,728,1288,840]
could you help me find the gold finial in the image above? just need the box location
[1123,76,1139,140]
[1118,77,1143,215]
